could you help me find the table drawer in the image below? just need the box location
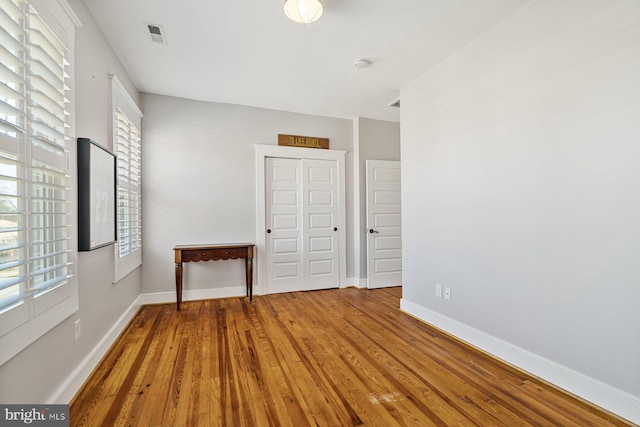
[182,247,248,262]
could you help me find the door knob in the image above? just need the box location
[267,229,272,233]
[369,229,379,234]
[333,227,338,231]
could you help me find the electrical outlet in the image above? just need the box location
[444,287,451,301]
[435,284,442,298]
[74,319,81,341]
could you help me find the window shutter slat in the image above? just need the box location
[27,7,66,54]
[0,1,26,42]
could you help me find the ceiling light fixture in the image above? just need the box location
[283,0,324,25]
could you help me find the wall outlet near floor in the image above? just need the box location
[444,287,451,301]
[74,319,81,341]
[435,284,442,298]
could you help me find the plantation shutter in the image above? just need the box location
[0,0,28,312]
[111,75,142,282]
[27,3,71,313]
[115,108,141,257]
[0,0,77,365]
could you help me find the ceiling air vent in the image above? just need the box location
[146,23,167,44]
[388,98,400,108]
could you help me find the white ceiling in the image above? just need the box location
[83,0,529,122]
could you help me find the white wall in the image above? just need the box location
[0,0,141,403]
[400,0,640,421]
[356,118,401,279]
[140,94,354,297]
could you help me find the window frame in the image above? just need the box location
[110,75,142,283]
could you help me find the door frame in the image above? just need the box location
[255,144,347,295]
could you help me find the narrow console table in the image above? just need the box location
[173,243,255,310]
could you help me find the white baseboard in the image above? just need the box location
[400,298,640,425]
[342,277,367,289]
[139,286,247,305]
[49,294,142,404]
[341,277,355,288]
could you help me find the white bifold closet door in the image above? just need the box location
[266,157,340,294]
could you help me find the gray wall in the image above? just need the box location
[0,0,141,403]
[357,118,401,279]
[401,0,640,399]
[140,94,354,295]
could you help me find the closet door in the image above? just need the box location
[302,159,340,289]
[265,157,340,294]
[265,157,303,293]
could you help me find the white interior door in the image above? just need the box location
[303,159,339,289]
[265,157,339,294]
[366,160,402,289]
[266,157,303,292]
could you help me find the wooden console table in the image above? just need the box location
[173,243,255,310]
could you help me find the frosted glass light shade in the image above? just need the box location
[283,0,324,25]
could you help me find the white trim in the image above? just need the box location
[352,118,362,287]
[109,75,143,125]
[343,277,354,288]
[113,248,142,284]
[49,294,142,404]
[254,144,347,295]
[0,294,78,366]
[57,0,82,28]
[342,277,365,289]
[30,0,83,30]
[139,287,247,306]
[110,74,143,283]
[400,298,640,425]
[29,0,81,44]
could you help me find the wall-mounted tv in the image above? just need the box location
[77,138,116,251]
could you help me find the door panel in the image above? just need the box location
[367,160,402,289]
[272,190,298,206]
[375,235,402,251]
[266,157,339,293]
[309,236,332,252]
[309,213,332,228]
[266,158,302,289]
[374,190,401,205]
[309,190,332,205]
[303,159,339,288]
[273,238,298,254]
[273,262,299,279]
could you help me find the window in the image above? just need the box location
[111,76,142,282]
[0,0,79,365]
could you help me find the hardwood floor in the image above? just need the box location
[70,287,633,426]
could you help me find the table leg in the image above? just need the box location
[175,262,183,311]
[246,256,253,303]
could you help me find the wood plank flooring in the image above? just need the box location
[70,287,634,426]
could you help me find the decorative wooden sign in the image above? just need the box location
[278,134,329,149]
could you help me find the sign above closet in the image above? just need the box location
[278,134,329,149]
